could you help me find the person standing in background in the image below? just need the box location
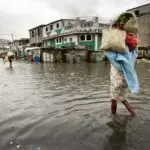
[8,56,13,68]
[7,52,14,68]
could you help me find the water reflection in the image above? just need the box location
[105,116,130,150]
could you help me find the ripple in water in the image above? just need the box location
[0,61,150,150]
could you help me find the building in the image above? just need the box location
[127,3,150,48]
[9,38,29,57]
[0,39,10,55]
[43,17,110,51]
[29,24,45,47]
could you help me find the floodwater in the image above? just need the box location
[0,60,150,150]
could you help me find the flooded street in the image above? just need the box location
[0,60,150,150]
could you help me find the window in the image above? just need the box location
[69,38,72,42]
[87,22,93,27]
[64,38,67,42]
[56,23,59,28]
[38,28,41,36]
[99,24,103,27]
[135,10,139,16]
[32,31,34,37]
[59,38,62,43]
[80,35,85,41]
[45,27,48,32]
[50,25,53,30]
[56,38,62,43]
[87,34,92,41]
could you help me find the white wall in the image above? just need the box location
[64,20,76,26]
[63,35,78,45]
[43,20,77,38]
[43,20,64,38]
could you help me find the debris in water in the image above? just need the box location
[10,108,14,111]
[71,73,74,76]
[141,121,144,124]
[33,147,41,150]
[17,145,21,149]
[9,141,13,145]
[140,59,149,63]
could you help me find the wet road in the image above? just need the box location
[0,60,150,150]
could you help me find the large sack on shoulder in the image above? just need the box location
[124,18,138,33]
[7,52,14,57]
[100,29,126,53]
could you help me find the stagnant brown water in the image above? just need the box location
[0,60,150,150]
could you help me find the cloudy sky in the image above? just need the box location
[0,0,149,40]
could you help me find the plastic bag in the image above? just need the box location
[123,18,138,33]
[100,29,126,53]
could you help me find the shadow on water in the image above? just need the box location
[105,115,130,150]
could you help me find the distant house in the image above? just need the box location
[9,38,29,57]
[29,24,45,47]
[42,17,110,51]
[127,3,150,48]
[0,39,10,54]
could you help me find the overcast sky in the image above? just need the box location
[0,0,149,40]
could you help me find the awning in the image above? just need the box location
[24,47,40,53]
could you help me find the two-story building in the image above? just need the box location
[127,3,150,48]
[29,24,45,47]
[9,38,29,57]
[43,17,110,51]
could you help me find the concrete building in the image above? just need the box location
[43,17,110,51]
[29,24,45,47]
[9,38,29,57]
[127,3,150,48]
[0,39,10,54]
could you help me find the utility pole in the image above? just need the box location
[11,34,14,42]
[0,33,14,52]
[10,34,14,52]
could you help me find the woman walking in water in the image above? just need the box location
[8,56,13,68]
[105,12,139,116]
[7,52,14,68]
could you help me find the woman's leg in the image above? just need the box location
[122,100,136,116]
[110,65,119,115]
[120,84,136,116]
[111,99,117,115]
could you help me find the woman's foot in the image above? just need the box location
[111,99,117,115]
[122,101,136,116]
